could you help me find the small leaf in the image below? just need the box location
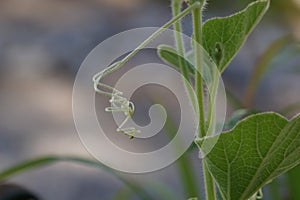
[157,45,195,74]
[202,0,270,72]
[157,45,215,84]
[196,112,300,200]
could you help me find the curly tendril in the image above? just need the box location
[92,2,201,139]
[93,62,141,139]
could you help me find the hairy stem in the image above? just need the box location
[172,0,190,81]
[192,4,206,138]
[165,110,201,199]
[192,2,216,200]
[172,0,197,109]
[172,1,200,198]
[203,161,216,200]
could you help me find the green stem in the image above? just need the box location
[165,113,200,199]
[203,162,216,200]
[192,2,216,200]
[172,0,190,81]
[192,5,206,138]
[206,67,219,137]
[100,2,201,77]
[171,0,197,109]
[171,1,200,198]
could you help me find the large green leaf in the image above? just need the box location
[196,112,300,200]
[202,0,270,72]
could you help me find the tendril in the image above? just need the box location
[93,63,141,139]
[92,2,201,139]
[256,189,263,199]
[248,189,263,200]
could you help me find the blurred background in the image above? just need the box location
[0,0,299,199]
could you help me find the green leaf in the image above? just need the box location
[0,156,153,200]
[202,0,270,72]
[157,45,195,74]
[157,45,215,85]
[196,112,300,200]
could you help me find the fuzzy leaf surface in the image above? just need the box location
[202,0,270,72]
[196,113,300,200]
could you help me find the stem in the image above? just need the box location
[203,162,216,200]
[192,2,216,200]
[172,1,200,198]
[165,112,200,199]
[172,0,189,80]
[206,67,218,136]
[192,5,206,138]
[172,0,197,110]
[101,2,201,77]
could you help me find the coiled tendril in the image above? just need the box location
[93,62,141,139]
[92,2,201,139]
